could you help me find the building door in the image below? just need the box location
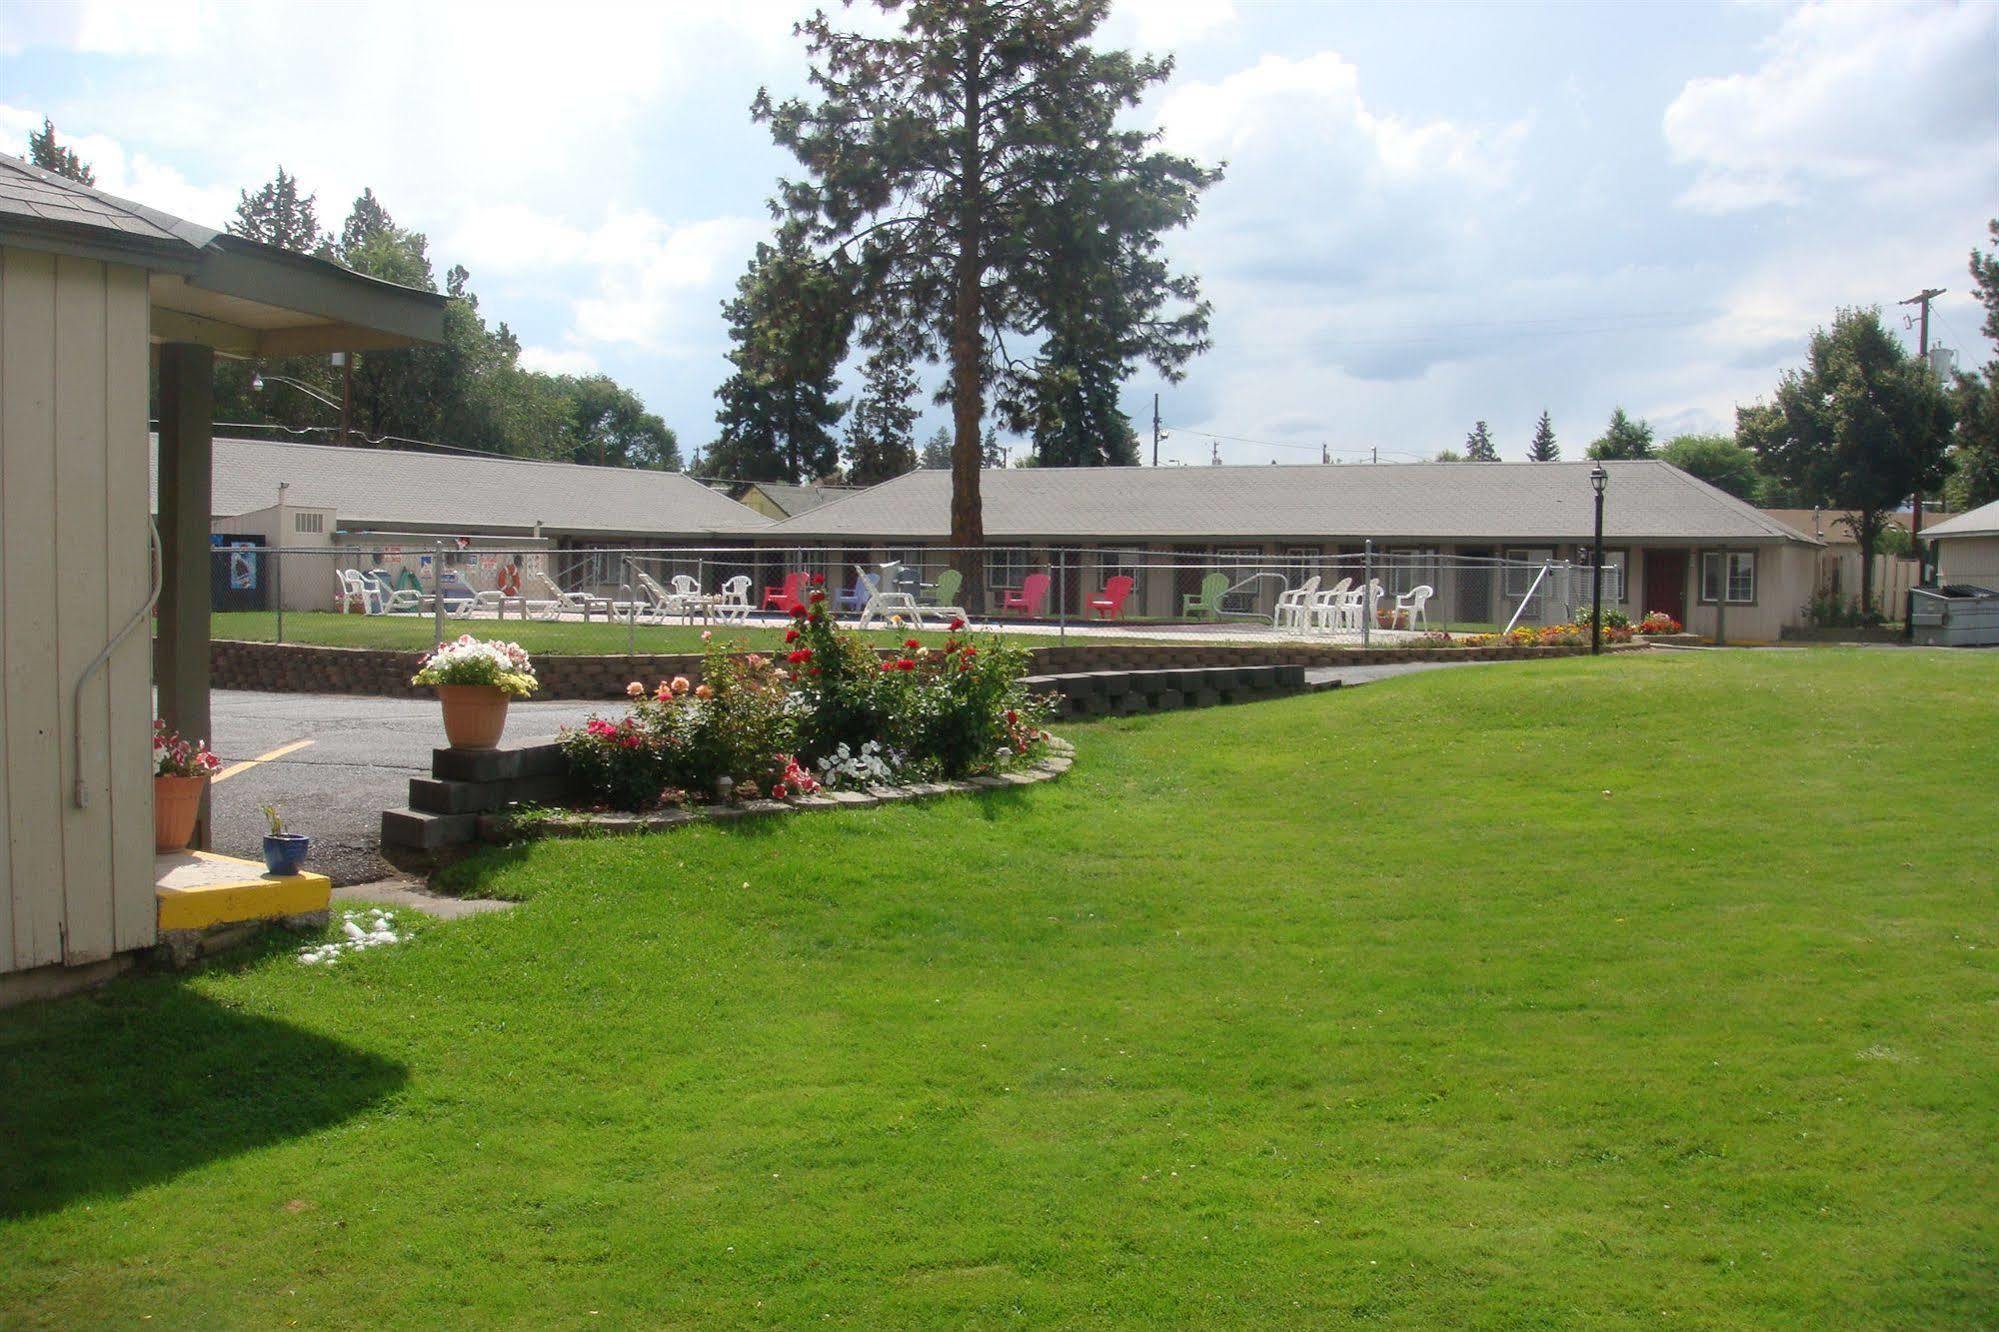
[1456,547,1493,624]
[1642,548,1688,621]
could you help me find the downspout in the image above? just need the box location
[73,521,164,808]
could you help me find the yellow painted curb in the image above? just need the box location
[156,852,333,931]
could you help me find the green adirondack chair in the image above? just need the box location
[1181,570,1230,619]
[929,567,962,608]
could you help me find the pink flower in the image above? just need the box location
[701,630,713,641]
[694,684,713,700]
[670,676,692,694]
[626,681,645,698]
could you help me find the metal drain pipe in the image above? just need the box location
[73,521,164,808]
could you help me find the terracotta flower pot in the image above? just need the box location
[436,684,510,750]
[154,774,207,853]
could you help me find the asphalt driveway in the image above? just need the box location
[207,691,603,884]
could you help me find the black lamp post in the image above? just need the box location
[1589,464,1608,655]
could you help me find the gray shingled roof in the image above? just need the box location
[152,436,775,537]
[1923,498,1999,540]
[0,151,211,261]
[764,460,1818,545]
[746,482,859,517]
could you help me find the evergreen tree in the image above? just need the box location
[844,352,921,485]
[1945,219,1999,510]
[1464,420,1498,462]
[231,167,328,256]
[339,188,396,254]
[1587,407,1656,460]
[1527,410,1560,461]
[1009,341,1143,466]
[920,426,953,469]
[756,0,1216,594]
[27,117,94,184]
[707,238,852,483]
[1737,307,1954,610]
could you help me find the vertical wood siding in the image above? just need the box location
[1,248,155,973]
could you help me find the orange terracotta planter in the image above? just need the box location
[154,774,207,853]
[436,684,510,750]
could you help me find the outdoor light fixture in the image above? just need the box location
[1589,464,1608,655]
[250,372,264,392]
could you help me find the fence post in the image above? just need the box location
[1362,540,1373,649]
[272,541,284,644]
[433,540,446,645]
[1057,548,1067,644]
[624,555,637,657]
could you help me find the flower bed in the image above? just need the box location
[557,579,1056,814]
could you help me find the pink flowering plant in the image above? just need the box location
[560,637,799,811]
[153,719,222,778]
[411,635,538,697]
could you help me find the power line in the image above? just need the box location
[1163,424,1427,460]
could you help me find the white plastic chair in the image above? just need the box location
[1274,575,1319,631]
[1306,578,1353,634]
[713,575,753,623]
[1394,584,1434,631]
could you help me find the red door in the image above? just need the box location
[1642,549,1688,621]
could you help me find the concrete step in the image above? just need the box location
[381,807,479,851]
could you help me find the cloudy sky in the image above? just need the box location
[3,0,1994,463]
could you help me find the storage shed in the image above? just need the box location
[0,153,443,999]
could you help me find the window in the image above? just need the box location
[1099,547,1143,582]
[1214,546,1260,613]
[1583,548,1627,604]
[292,511,324,534]
[1700,550,1756,604]
[1381,547,1440,597]
[986,546,1031,591]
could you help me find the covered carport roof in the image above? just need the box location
[0,151,445,352]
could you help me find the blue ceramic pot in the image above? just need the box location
[263,833,310,876]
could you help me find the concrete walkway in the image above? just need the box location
[331,879,514,919]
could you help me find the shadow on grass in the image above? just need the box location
[0,980,407,1221]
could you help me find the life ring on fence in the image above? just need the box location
[498,563,521,597]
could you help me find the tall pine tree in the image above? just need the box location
[27,117,94,184]
[1587,407,1656,460]
[1527,410,1560,461]
[1945,219,1999,510]
[232,167,329,255]
[1464,421,1498,462]
[707,237,852,483]
[756,0,1215,594]
[844,351,921,485]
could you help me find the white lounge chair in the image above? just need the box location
[527,569,613,620]
[633,570,691,623]
[1274,575,1319,631]
[1394,584,1434,631]
[856,565,923,630]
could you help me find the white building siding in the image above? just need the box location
[0,248,155,973]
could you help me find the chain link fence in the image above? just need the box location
[206,541,1625,656]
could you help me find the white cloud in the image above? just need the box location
[517,344,600,376]
[570,215,763,351]
[1664,0,1999,213]
[1113,0,1238,50]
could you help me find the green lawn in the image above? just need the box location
[212,610,1082,656]
[4,650,1995,1325]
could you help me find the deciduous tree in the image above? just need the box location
[1738,307,1954,610]
[1659,433,1762,500]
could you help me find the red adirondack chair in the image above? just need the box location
[1000,571,1052,616]
[761,571,807,614]
[1088,574,1134,619]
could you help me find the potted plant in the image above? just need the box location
[260,804,311,876]
[411,635,538,749]
[153,720,222,853]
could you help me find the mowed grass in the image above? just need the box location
[213,609,1080,656]
[3,649,1995,1326]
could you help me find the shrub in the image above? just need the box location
[1573,606,1631,630]
[561,639,798,811]
[1636,611,1683,635]
[1803,592,1883,628]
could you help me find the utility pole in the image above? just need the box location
[1210,440,1221,466]
[1321,443,1330,464]
[1901,286,1945,564]
[1371,446,1378,465]
[1152,393,1161,467]
[334,350,353,446]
